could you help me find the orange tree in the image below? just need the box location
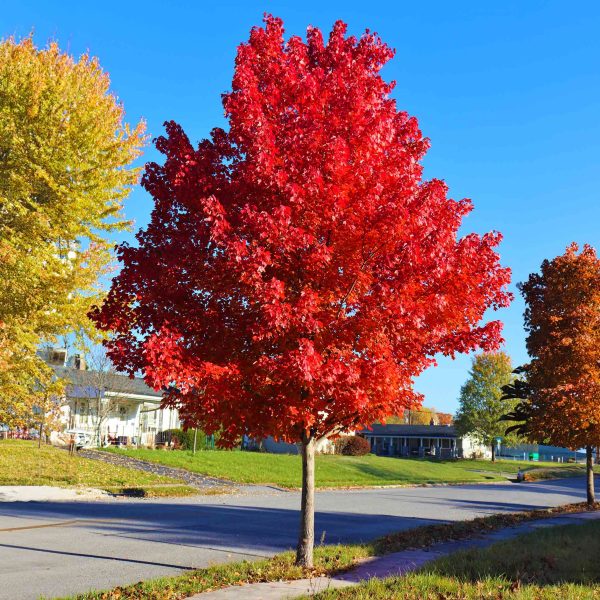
[505,244,600,505]
[91,16,511,566]
[384,407,453,425]
[437,412,454,426]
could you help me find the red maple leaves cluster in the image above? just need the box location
[91,16,511,445]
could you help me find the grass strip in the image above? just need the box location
[428,519,600,585]
[522,465,588,481]
[102,485,200,498]
[311,519,600,599]
[309,573,600,599]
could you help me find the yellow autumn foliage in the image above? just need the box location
[0,36,146,426]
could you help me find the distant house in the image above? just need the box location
[255,424,489,458]
[360,424,491,459]
[42,348,179,447]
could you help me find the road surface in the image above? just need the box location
[0,476,592,600]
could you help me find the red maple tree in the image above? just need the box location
[91,16,511,566]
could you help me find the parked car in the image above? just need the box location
[65,429,93,449]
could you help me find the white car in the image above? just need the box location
[65,429,93,448]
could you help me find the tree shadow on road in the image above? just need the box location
[0,475,588,562]
[0,502,441,554]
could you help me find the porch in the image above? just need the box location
[67,398,179,447]
[360,424,462,459]
[366,434,458,458]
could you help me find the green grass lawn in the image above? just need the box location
[312,520,600,599]
[103,446,586,488]
[0,440,196,496]
[430,519,600,585]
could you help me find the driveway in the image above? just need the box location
[0,477,591,600]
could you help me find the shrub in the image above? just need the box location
[335,435,371,456]
[161,429,219,450]
[168,429,194,450]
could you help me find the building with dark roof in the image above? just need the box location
[360,423,490,459]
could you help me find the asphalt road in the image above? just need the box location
[0,476,592,600]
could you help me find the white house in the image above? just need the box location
[43,349,179,447]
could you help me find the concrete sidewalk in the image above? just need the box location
[189,510,600,599]
[0,486,109,502]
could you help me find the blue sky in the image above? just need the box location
[6,1,599,414]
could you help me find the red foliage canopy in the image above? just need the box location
[91,16,511,446]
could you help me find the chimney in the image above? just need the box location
[48,347,67,366]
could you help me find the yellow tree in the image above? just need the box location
[0,37,145,425]
[406,407,437,425]
[383,407,438,425]
[507,244,600,505]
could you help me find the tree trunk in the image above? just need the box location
[38,394,48,448]
[296,433,316,568]
[193,428,198,455]
[38,413,44,449]
[491,442,496,462]
[586,445,595,507]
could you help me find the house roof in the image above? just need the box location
[52,366,162,399]
[360,423,458,438]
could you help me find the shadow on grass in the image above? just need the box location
[118,487,148,497]
[343,461,409,481]
[347,457,502,485]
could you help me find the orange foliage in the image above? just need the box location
[520,243,600,449]
[437,412,454,426]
